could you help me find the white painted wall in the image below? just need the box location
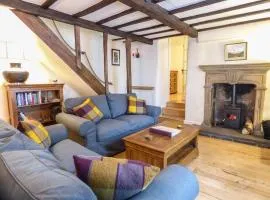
[185,20,270,125]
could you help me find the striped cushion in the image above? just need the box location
[128,96,147,115]
[73,155,160,200]
[73,98,104,123]
[21,119,51,149]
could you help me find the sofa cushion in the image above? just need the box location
[116,115,155,131]
[73,156,160,200]
[50,139,100,173]
[128,96,147,115]
[0,150,97,200]
[73,98,104,123]
[65,95,111,119]
[106,94,129,118]
[21,119,52,149]
[96,119,131,142]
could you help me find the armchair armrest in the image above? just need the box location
[146,105,161,123]
[46,124,68,146]
[56,113,97,138]
[130,165,199,200]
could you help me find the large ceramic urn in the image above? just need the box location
[2,63,29,83]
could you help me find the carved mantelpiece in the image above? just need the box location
[200,63,270,136]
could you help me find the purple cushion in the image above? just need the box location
[73,155,160,200]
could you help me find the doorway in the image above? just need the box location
[169,36,188,102]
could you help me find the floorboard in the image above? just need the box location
[190,136,270,200]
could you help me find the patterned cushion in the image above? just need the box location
[73,155,160,200]
[128,96,147,115]
[21,119,51,149]
[73,98,104,123]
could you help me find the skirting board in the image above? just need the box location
[184,120,202,126]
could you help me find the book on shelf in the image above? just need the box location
[16,91,43,107]
[149,126,181,137]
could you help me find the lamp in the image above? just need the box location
[2,63,29,83]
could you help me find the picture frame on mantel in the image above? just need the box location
[112,49,120,66]
[224,42,247,61]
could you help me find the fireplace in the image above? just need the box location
[200,63,270,136]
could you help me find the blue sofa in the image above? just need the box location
[56,94,162,156]
[0,119,199,200]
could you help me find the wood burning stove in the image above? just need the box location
[223,84,244,130]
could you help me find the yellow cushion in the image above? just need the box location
[73,98,104,123]
[128,96,147,114]
[21,119,51,149]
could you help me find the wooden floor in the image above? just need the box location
[190,136,270,200]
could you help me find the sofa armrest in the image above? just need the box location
[130,165,199,200]
[56,113,97,138]
[46,124,68,146]
[146,105,161,123]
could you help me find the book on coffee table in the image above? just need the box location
[149,126,181,137]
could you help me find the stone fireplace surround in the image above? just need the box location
[200,63,270,136]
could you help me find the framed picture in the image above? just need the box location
[225,42,247,61]
[112,49,120,66]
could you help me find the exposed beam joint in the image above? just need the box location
[73,0,116,18]
[118,0,197,37]
[0,0,153,44]
[41,0,57,9]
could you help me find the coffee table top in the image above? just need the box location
[123,121,199,153]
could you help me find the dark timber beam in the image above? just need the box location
[169,0,225,14]
[97,8,135,24]
[74,25,81,69]
[118,0,197,37]
[0,0,153,45]
[41,0,57,9]
[112,17,152,29]
[13,10,105,94]
[198,17,270,32]
[97,0,164,25]
[181,0,269,21]
[126,38,132,94]
[73,0,116,18]
[191,8,270,27]
[103,33,109,94]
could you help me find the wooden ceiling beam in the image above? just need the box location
[152,33,183,40]
[191,8,270,27]
[198,17,270,32]
[73,0,116,18]
[169,0,225,14]
[97,0,164,25]
[140,28,174,37]
[97,8,135,24]
[118,0,197,37]
[0,0,153,45]
[41,0,57,9]
[112,17,152,29]
[181,0,269,21]
[131,24,165,33]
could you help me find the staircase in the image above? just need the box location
[160,101,185,123]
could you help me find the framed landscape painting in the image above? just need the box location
[225,42,247,61]
[112,49,120,66]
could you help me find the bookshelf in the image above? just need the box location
[5,83,64,128]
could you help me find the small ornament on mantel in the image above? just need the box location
[242,118,254,135]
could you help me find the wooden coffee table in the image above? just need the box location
[123,121,199,169]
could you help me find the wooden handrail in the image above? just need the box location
[132,86,155,91]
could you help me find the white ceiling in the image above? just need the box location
[21,0,270,39]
